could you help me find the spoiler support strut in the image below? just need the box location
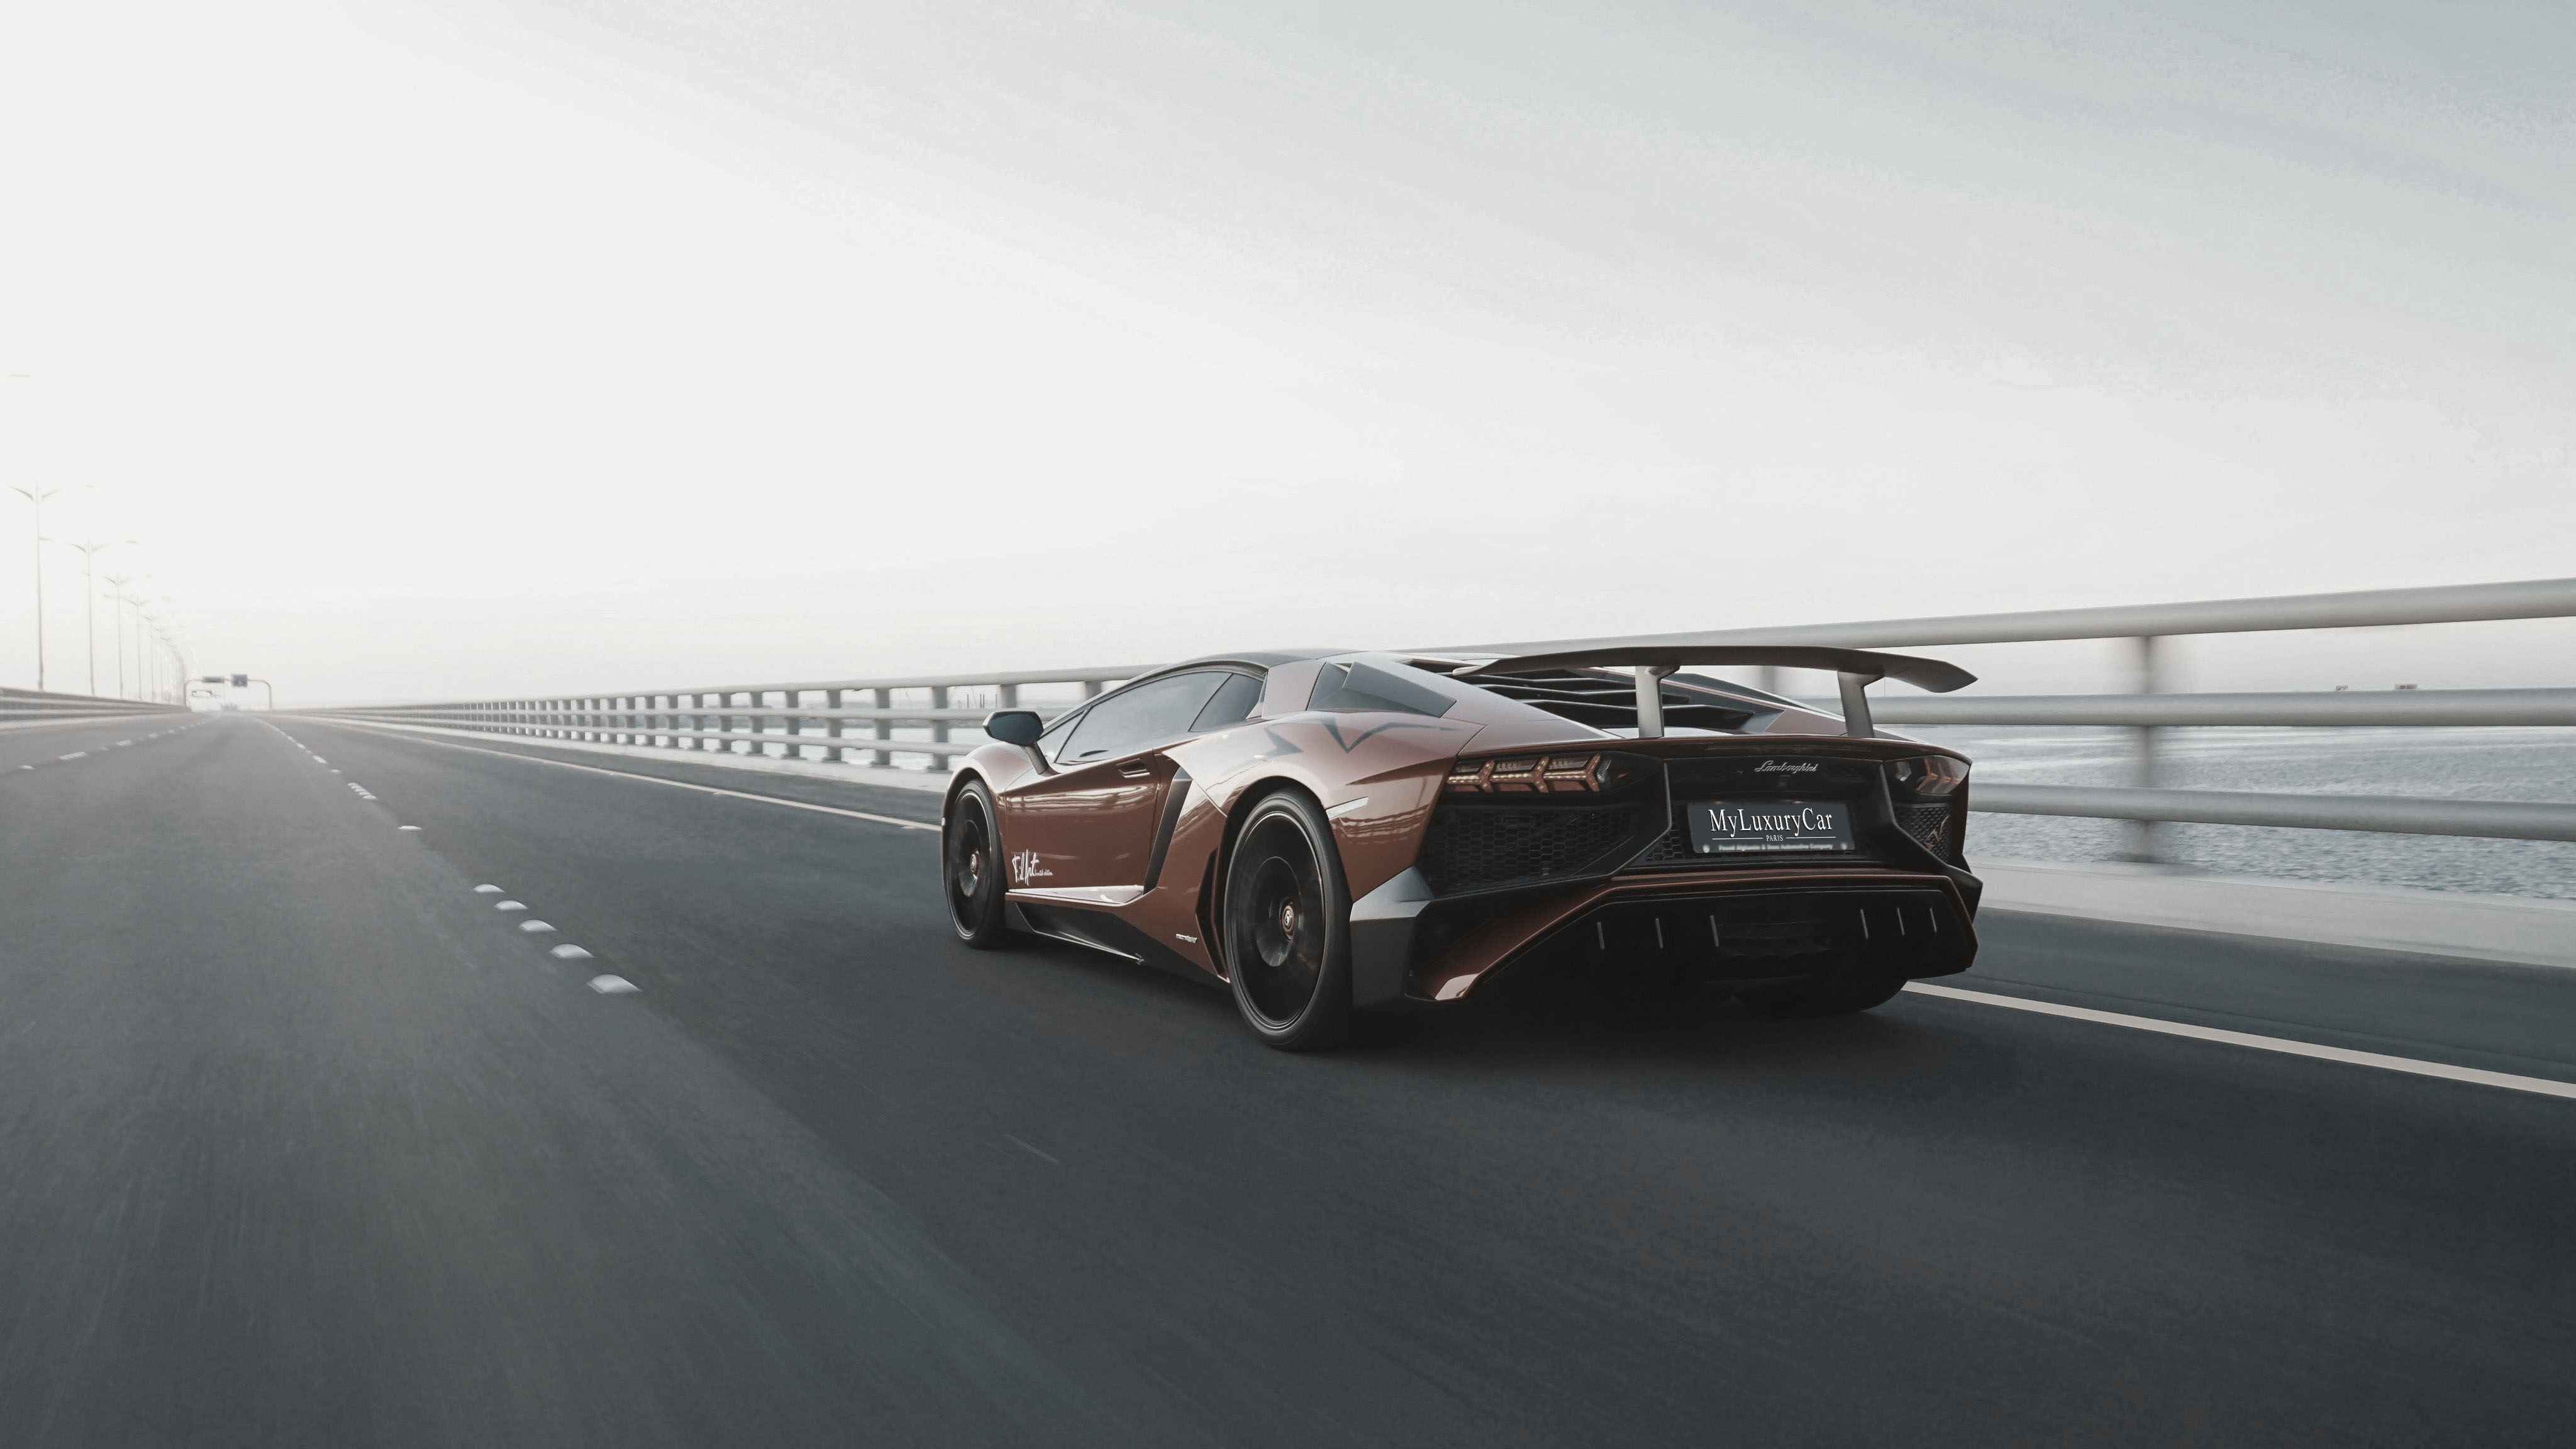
[1635,665,1677,739]
[1837,671,1881,738]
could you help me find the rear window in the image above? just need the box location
[1192,672,1263,731]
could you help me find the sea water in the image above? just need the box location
[1904,725,2576,901]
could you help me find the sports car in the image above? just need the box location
[941,645,1981,1049]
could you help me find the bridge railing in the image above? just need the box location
[313,576,2576,852]
[1,687,189,721]
[1455,576,2576,853]
[319,666,1153,770]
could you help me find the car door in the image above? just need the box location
[996,670,1241,897]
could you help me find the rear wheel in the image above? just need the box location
[1222,792,1357,1051]
[943,780,1012,948]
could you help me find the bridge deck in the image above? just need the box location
[6,715,2572,1446]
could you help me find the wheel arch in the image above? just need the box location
[942,767,989,826]
[1204,775,1343,972]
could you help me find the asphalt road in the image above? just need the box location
[6,715,2574,1447]
[0,711,202,772]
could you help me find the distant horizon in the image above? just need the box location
[5,0,2568,704]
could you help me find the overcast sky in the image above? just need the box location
[3,0,2569,704]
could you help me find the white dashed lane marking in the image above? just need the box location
[275,726,633,999]
[1002,1135,1060,1166]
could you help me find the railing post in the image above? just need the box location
[873,687,892,767]
[782,688,801,760]
[1084,680,1104,699]
[931,686,950,758]
[2128,635,2162,863]
[825,687,845,763]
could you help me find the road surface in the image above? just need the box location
[4,714,2572,1446]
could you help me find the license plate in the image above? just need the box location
[1685,799,1855,855]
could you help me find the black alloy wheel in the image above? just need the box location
[944,779,1012,948]
[1221,792,1357,1050]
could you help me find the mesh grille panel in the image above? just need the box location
[1637,824,1691,865]
[1418,806,1642,895]
[1894,802,1958,862]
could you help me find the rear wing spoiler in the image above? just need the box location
[1454,645,1975,739]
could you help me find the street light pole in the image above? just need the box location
[9,485,58,691]
[65,541,128,697]
[103,575,135,698]
[141,612,166,703]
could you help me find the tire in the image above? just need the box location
[1221,791,1358,1051]
[943,779,1013,948]
[1738,970,1907,1018]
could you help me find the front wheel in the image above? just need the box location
[1221,792,1357,1051]
[943,779,1013,948]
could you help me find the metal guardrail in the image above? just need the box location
[325,667,1150,769]
[1,687,188,721]
[311,577,2576,850]
[1870,689,2576,729]
[1456,577,2576,652]
[1974,786,2576,843]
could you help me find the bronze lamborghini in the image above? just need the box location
[941,646,1980,1049]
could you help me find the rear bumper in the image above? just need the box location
[1350,865,1979,1011]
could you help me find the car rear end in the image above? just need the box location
[1380,736,1979,1009]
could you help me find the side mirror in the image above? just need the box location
[984,709,1046,747]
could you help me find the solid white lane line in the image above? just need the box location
[589,975,639,994]
[1902,982,2576,1102]
[316,726,940,831]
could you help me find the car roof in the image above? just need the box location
[1151,649,1349,674]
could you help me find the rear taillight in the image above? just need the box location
[1446,752,1623,794]
[1888,755,1968,797]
